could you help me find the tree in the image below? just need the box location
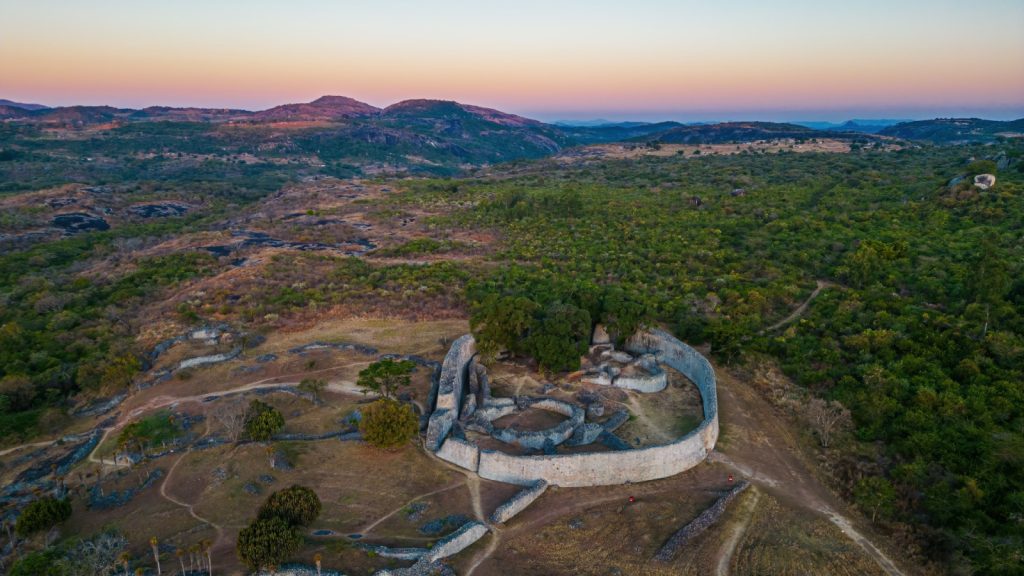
[258,485,322,527]
[15,496,72,537]
[356,359,416,400]
[804,397,851,448]
[525,301,591,372]
[470,294,539,357]
[854,476,897,523]
[236,517,301,571]
[245,400,284,441]
[211,398,249,443]
[298,378,326,403]
[149,537,161,575]
[359,399,419,450]
[968,232,1010,338]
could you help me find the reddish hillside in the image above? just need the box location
[252,95,380,121]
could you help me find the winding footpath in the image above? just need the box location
[760,280,837,334]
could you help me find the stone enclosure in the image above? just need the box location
[425,327,719,487]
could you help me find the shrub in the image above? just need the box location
[258,485,322,527]
[15,496,72,537]
[236,517,301,571]
[245,400,284,441]
[359,399,418,449]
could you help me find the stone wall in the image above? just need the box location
[432,329,719,487]
[425,335,476,451]
[423,521,490,563]
[489,480,548,524]
[653,481,749,562]
[436,436,479,471]
[612,365,667,392]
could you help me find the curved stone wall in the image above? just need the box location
[432,328,719,487]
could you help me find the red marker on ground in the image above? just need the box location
[728,474,734,484]
[628,495,636,503]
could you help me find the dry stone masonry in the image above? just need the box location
[426,327,719,487]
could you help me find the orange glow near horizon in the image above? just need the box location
[3,0,1023,120]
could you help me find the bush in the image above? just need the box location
[9,548,65,576]
[236,517,301,571]
[258,485,322,527]
[15,496,72,537]
[359,399,419,449]
[245,400,284,441]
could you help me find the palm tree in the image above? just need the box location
[202,539,213,575]
[150,536,162,575]
[176,548,186,575]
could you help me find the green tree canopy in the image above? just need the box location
[245,400,284,441]
[236,517,301,571]
[356,359,415,400]
[257,485,322,527]
[359,398,419,450]
[15,496,72,537]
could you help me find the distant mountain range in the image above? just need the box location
[878,118,1024,143]
[1,96,1021,173]
[0,98,49,111]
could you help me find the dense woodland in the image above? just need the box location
[394,145,1024,573]
[0,117,1022,573]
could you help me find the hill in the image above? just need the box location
[879,117,1024,143]
[637,121,859,144]
[251,95,380,121]
[0,98,49,111]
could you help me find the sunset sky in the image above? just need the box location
[3,0,1023,121]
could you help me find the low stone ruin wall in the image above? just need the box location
[612,365,667,392]
[423,520,490,563]
[653,481,750,562]
[490,398,584,450]
[489,480,548,524]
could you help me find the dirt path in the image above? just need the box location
[0,440,56,457]
[159,451,225,548]
[712,363,906,576]
[761,280,835,334]
[716,488,761,576]
[360,481,466,535]
[85,360,374,468]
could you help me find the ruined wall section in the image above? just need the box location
[425,335,476,451]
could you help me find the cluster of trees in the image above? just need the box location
[469,275,649,371]
[0,248,218,439]
[244,399,285,441]
[398,141,1024,573]
[14,496,72,537]
[356,359,420,449]
[237,485,321,571]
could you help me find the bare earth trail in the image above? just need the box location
[85,360,375,467]
[359,481,467,535]
[159,451,227,553]
[715,488,761,576]
[761,280,837,334]
[712,363,906,576]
